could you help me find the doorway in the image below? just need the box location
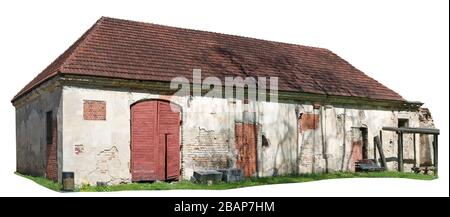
[130,100,181,181]
[350,127,369,171]
[235,123,258,177]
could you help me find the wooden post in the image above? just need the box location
[413,133,417,167]
[379,130,383,148]
[433,134,438,175]
[398,132,404,172]
[375,136,387,170]
[373,136,377,165]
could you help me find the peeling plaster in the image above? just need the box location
[55,87,427,185]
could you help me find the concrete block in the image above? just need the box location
[193,170,223,183]
[217,169,244,182]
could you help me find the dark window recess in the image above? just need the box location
[398,118,409,128]
[360,127,368,159]
[262,135,269,147]
[46,111,53,144]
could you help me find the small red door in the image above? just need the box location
[351,141,363,170]
[165,134,180,179]
[350,128,363,171]
[131,100,180,181]
[235,123,258,177]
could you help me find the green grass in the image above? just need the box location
[15,172,63,192]
[16,171,436,192]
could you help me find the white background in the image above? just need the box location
[0,0,448,197]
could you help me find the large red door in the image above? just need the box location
[131,100,180,181]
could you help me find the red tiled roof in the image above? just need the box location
[12,17,404,102]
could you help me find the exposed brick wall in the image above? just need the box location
[183,128,229,170]
[46,120,58,181]
[83,100,106,120]
[300,113,319,131]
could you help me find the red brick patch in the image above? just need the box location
[83,100,106,120]
[300,113,319,131]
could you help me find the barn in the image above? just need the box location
[12,17,438,186]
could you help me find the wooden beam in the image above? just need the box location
[398,132,404,172]
[383,127,440,135]
[413,133,417,167]
[373,136,377,166]
[375,136,387,170]
[433,134,438,175]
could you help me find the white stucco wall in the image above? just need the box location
[61,86,421,186]
[63,87,188,185]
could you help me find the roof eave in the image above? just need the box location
[11,73,61,106]
[57,74,420,111]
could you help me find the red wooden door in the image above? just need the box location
[158,102,180,180]
[235,123,258,177]
[131,100,180,181]
[131,101,158,181]
[164,134,180,179]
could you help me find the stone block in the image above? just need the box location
[193,170,223,183]
[217,169,244,182]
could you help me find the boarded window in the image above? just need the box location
[46,111,53,144]
[360,127,368,160]
[83,100,106,120]
[299,113,319,131]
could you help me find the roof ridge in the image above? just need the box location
[100,16,330,53]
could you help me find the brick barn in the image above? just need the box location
[12,17,437,186]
